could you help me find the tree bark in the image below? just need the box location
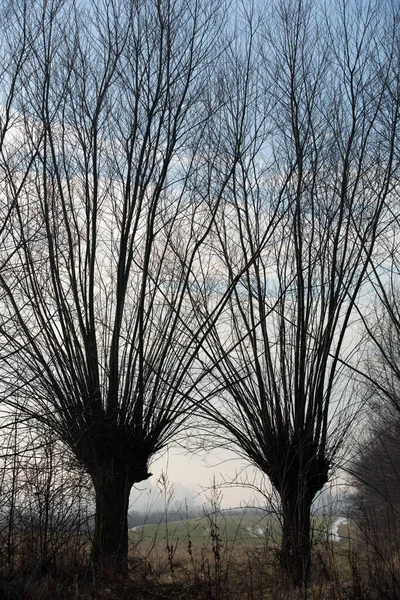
[280,491,312,587]
[91,468,133,574]
[74,429,152,576]
[270,448,329,587]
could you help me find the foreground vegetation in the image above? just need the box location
[0,478,384,600]
[0,507,396,600]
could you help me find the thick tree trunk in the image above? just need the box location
[269,445,329,587]
[280,492,312,587]
[91,468,133,574]
[75,429,152,576]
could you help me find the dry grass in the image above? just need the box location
[1,517,400,599]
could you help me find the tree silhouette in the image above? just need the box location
[196,0,400,585]
[0,0,241,573]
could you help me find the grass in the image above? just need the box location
[129,512,343,548]
[2,511,395,600]
[126,512,356,596]
[130,512,277,545]
[124,514,368,600]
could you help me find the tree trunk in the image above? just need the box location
[91,468,133,575]
[75,430,152,576]
[280,492,312,587]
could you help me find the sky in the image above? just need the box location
[129,445,269,513]
[128,443,348,515]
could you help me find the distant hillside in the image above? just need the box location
[127,506,273,529]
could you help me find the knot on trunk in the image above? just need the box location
[267,441,330,502]
[72,429,153,488]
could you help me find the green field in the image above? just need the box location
[129,512,340,548]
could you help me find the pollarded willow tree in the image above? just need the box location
[194,0,400,586]
[0,0,262,573]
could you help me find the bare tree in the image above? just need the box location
[196,0,400,586]
[347,0,400,548]
[350,270,400,565]
[348,299,400,584]
[0,0,247,574]
[0,0,35,273]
